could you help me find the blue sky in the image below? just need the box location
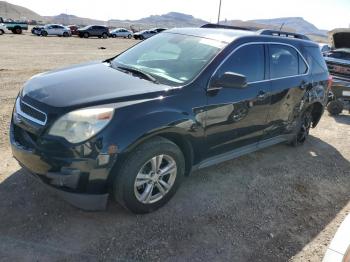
[7,0,350,30]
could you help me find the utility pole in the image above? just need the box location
[217,0,222,24]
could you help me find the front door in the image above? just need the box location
[205,43,271,157]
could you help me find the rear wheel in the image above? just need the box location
[83,32,89,38]
[63,32,69,37]
[13,27,22,34]
[127,34,132,39]
[290,107,313,146]
[0,30,4,35]
[113,137,185,214]
[327,100,343,115]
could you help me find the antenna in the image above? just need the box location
[279,22,285,32]
[217,0,222,24]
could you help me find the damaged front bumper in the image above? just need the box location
[10,115,117,211]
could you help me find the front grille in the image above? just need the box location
[17,98,47,125]
[326,61,350,80]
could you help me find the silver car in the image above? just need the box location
[39,24,71,37]
[110,28,133,38]
[133,29,157,40]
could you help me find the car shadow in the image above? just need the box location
[0,135,349,261]
[333,114,350,125]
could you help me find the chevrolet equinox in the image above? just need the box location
[11,27,330,213]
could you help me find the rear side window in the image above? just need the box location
[303,46,328,75]
[269,44,299,78]
[218,44,265,82]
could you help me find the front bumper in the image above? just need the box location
[331,77,350,98]
[10,114,116,211]
[21,167,108,211]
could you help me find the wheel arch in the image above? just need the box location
[309,102,324,127]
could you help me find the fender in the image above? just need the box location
[100,89,207,168]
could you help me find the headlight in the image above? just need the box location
[48,108,114,143]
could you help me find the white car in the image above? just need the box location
[39,24,71,37]
[110,28,133,38]
[0,23,10,35]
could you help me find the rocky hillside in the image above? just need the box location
[251,17,327,36]
[0,1,42,21]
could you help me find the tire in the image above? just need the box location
[83,32,89,38]
[63,32,69,37]
[327,100,343,115]
[102,33,108,39]
[0,30,4,35]
[41,31,48,37]
[128,34,132,39]
[112,34,116,38]
[13,27,22,34]
[290,107,313,146]
[113,136,185,214]
[139,35,144,40]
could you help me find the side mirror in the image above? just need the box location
[210,72,248,89]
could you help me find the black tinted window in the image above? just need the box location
[269,44,299,78]
[304,46,328,75]
[219,44,265,82]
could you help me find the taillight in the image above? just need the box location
[327,75,333,90]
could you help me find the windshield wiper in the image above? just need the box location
[116,66,159,84]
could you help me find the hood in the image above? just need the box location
[329,29,350,49]
[22,61,170,108]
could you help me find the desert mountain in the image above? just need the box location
[0,1,42,21]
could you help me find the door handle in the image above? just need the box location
[257,90,267,100]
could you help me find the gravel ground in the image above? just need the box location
[0,32,350,262]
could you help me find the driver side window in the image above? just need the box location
[218,44,265,83]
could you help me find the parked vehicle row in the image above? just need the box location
[133,28,167,40]
[28,23,166,39]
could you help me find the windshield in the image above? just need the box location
[111,32,226,86]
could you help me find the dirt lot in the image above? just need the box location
[1,32,350,262]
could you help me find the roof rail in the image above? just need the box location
[258,29,310,40]
[201,23,254,32]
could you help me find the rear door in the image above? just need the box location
[263,43,310,139]
[205,43,271,157]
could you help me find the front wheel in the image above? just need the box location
[113,137,185,214]
[0,30,4,35]
[127,34,132,39]
[327,100,343,115]
[41,31,48,36]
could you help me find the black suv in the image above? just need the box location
[78,25,109,38]
[10,27,330,213]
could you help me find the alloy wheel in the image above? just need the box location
[296,112,312,143]
[134,154,177,204]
